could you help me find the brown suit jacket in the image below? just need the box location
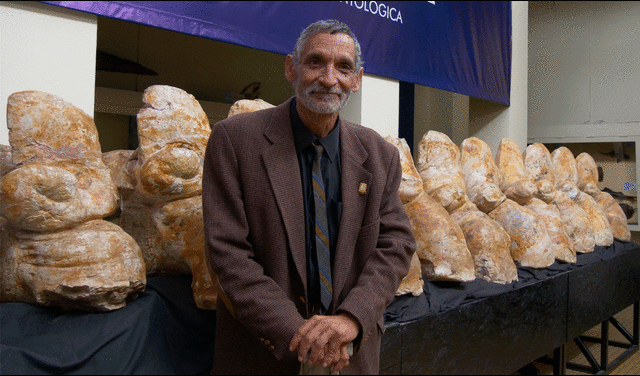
[202,97,415,374]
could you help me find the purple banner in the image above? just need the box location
[41,1,511,104]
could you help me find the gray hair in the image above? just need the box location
[292,19,364,72]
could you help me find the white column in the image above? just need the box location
[0,1,97,146]
[469,1,528,153]
[414,85,451,146]
[451,93,469,146]
[413,86,470,150]
[340,73,399,138]
[507,0,528,150]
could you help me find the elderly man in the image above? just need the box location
[203,19,415,375]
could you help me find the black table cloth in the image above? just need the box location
[385,240,639,324]
[1,241,638,374]
[1,276,216,375]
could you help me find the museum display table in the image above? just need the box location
[381,240,640,375]
[0,276,217,375]
[1,241,639,375]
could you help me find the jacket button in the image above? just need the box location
[264,340,270,345]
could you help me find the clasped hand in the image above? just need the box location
[289,313,359,373]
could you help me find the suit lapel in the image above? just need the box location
[261,98,307,292]
[333,122,371,301]
[260,103,372,304]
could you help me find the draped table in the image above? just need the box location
[2,241,639,375]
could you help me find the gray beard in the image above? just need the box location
[295,83,352,114]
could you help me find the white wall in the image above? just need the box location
[528,1,640,228]
[528,1,640,140]
[0,1,97,146]
[341,73,399,138]
[360,74,399,138]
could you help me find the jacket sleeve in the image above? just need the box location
[335,146,416,348]
[202,121,305,360]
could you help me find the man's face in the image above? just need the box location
[285,32,363,114]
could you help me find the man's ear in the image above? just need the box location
[284,55,296,83]
[351,67,364,93]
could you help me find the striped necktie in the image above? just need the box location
[312,142,332,312]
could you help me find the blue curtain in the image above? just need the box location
[42,1,511,105]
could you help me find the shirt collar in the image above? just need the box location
[290,98,340,163]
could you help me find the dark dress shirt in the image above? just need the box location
[290,99,342,315]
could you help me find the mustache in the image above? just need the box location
[305,84,345,96]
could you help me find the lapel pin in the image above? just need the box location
[358,182,367,195]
